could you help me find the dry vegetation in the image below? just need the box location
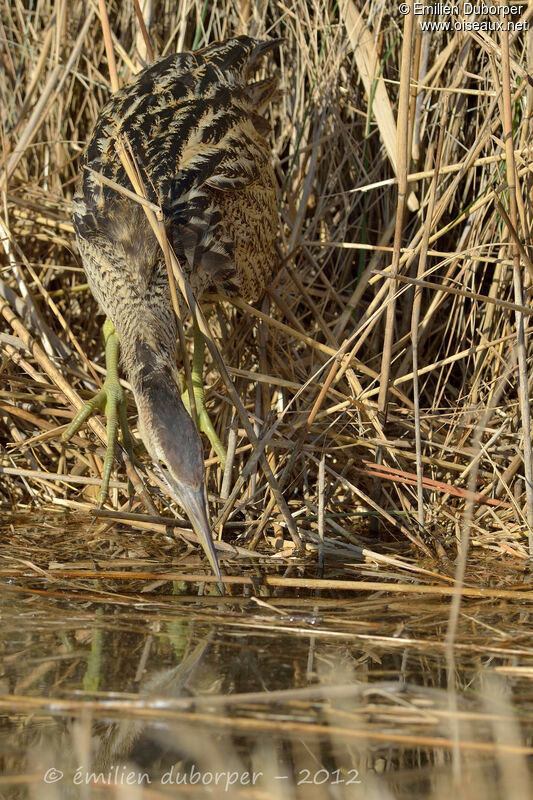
[1,0,533,575]
[3,1,533,795]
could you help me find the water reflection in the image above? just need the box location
[1,515,533,798]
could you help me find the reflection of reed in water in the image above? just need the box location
[90,635,363,795]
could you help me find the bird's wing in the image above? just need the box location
[163,110,272,287]
[79,43,277,293]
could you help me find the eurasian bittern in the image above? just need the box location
[63,36,281,578]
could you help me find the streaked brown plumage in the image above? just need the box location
[71,36,281,577]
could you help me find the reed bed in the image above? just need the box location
[1,0,533,576]
[3,4,533,794]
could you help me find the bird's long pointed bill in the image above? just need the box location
[248,38,284,73]
[175,484,221,580]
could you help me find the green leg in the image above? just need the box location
[62,318,133,504]
[181,322,227,468]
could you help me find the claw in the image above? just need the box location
[62,319,132,504]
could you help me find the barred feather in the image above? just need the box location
[71,36,281,576]
[74,35,281,309]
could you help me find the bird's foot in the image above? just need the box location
[181,378,227,469]
[180,322,227,468]
[62,318,133,504]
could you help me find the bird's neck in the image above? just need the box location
[124,337,204,489]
